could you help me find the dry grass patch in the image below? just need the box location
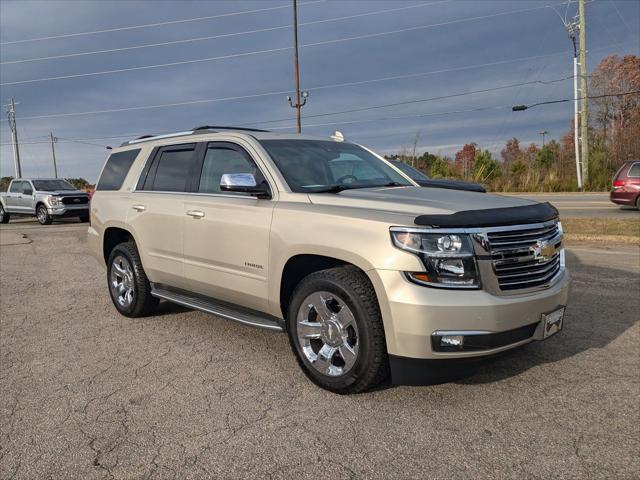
[561,217,640,244]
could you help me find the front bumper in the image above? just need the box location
[48,205,89,217]
[369,267,569,360]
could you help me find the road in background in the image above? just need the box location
[0,226,638,479]
[507,192,638,218]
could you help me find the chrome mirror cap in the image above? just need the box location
[220,173,257,188]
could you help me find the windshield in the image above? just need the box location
[259,140,412,192]
[389,160,430,181]
[32,179,76,191]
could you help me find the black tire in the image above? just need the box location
[636,196,640,210]
[36,204,52,225]
[0,204,9,224]
[286,266,389,394]
[106,241,158,317]
[79,214,90,223]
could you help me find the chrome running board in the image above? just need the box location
[151,285,284,332]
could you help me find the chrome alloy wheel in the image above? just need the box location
[0,206,4,222]
[37,206,47,223]
[109,255,135,308]
[296,291,359,377]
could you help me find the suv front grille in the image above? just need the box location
[486,222,563,292]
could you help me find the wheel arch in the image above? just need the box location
[278,253,380,320]
[103,226,135,264]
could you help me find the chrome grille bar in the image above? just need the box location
[484,221,564,293]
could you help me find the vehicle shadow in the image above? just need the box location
[453,249,639,385]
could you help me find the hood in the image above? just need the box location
[307,186,535,217]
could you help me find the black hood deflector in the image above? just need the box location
[414,202,558,228]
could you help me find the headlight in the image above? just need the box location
[390,229,480,289]
[49,196,62,206]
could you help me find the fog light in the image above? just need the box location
[440,335,464,348]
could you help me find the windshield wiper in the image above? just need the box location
[305,181,407,193]
[304,184,356,193]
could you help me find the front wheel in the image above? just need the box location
[287,266,389,394]
[79,213,89,223]
[636,196,640,210]
[0,204,9,224]
[36,205,52,225]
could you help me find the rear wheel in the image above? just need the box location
[107,242,158,317]
[0,204,9,224]
[287,266,389,394]
[36,205,52,225]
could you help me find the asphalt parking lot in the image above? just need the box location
[1,224,638,479]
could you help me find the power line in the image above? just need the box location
[0,1,448,65]
[5,90,637,148]
[0,1,325,45]
[0,2,577,87]
[269,105,514,130]
[512,89,640,110]
[13,49,585,121]
[243,76,575,126]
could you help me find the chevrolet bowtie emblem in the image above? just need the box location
[531,240,554,261]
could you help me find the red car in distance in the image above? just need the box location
[610,160,640,210]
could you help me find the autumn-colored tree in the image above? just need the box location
[589,54,640,170]
[501,137,522,166]
[454,143,477,179]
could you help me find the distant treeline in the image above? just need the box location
[386,55,640,192]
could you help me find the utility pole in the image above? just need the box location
[287,0,308,133]
[6,98,22,178]
[579,0,589,186]
[566,16,582,189]
[539,130,549,146]
[50,132,58,178]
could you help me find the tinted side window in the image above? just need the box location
[148,147,196,192]
[9,181,23,193]
[96,149,141,191]
[628,163,640,177]
[198,144,266,195]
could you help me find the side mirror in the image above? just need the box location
[220,173,271,198]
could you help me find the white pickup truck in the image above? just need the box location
[0,178,89,225]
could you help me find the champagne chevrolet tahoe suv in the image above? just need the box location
[88,126,569,393]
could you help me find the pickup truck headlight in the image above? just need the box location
[390,230,480,289]
[49,196,63,206]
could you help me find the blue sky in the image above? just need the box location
[1,0,638,182]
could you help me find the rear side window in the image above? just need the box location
[628,163,640,177]
[96,149,141,191]
[142,144,197,192]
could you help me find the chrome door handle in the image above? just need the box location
[132,204,146,212]
[186,210,205,218]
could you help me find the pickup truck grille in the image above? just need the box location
[486,222,563,292]
[61,196,89,205]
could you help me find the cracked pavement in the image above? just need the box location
[0,225,638,479]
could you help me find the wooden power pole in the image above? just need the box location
[579,0,589,185]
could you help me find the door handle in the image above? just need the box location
[186,210,205,218]
[132,204,146,212]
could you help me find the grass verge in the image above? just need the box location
[561,217,640,244]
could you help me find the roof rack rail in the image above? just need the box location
[119,126,269,147]
[191,125,269,133]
